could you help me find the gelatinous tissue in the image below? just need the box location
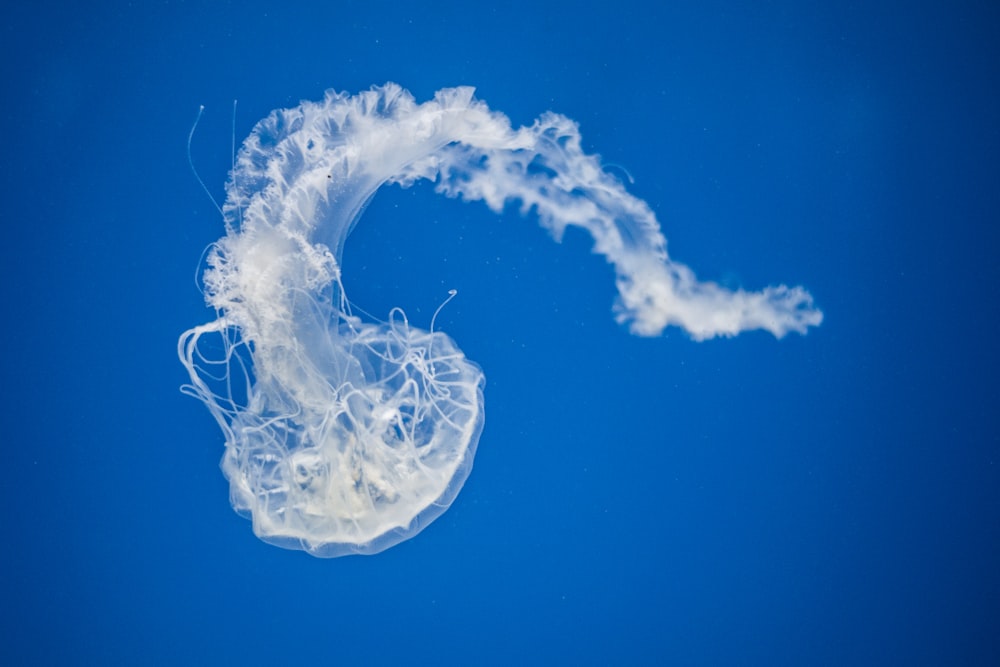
[179,84,822,557]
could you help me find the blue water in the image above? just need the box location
[3,1,998,664]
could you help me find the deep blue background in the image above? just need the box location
[2,1,998,664]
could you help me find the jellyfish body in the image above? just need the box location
[179,84,821,557]
[180,304,483,557]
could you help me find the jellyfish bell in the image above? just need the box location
[179,83,821,558]
[180,282,485,557]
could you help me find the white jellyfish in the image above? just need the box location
[179,83,821,557]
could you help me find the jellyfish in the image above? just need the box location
[178,83,822,557]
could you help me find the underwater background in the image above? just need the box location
[2,1,998,664]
